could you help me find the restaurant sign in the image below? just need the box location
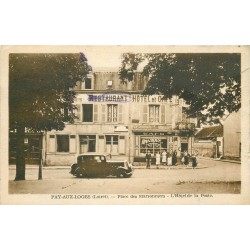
[78,94,180,104]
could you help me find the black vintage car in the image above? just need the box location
[70,153,133,178]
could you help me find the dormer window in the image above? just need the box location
[85,78,92,89]
[81,74,94,90]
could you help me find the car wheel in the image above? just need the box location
[76,173,81,178]
[116,171,124,178]
[76,168,86,178]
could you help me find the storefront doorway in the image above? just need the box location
[181,143,188,152]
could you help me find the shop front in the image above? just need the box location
[132,124,195,163]
[133,127,181,162]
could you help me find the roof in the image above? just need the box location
[93,67,119,72]
[195,126,223,139]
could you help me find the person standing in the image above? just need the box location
[161,150,167,165]
[184,150,190,166]
[172,150,177,166]
[145,150,151,169]
[191,153,198,168]
[156,151,161,169]
[167,150,172,166]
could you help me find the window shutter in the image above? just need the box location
[75,104,81,122]
[98,135,105,152]
[161,105,165,124]
[101,104,106,122]
[93,104,99,122]
[48,135,56,153]
[165,105,172,124]
[142,105,148,123]
[118,104,123,123]
[69,135,76,153]
[135,135,139,156]
[118,136,126,154]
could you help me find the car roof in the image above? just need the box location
[77,153,110,157]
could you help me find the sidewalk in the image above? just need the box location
[132,165,208,170]
[8,156,240,170]
[9,165,70,169]
[198,156,241,164]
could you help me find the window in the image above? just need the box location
[79,135,96,153]
[82,104,93,122]
[85,78,92,89]
[140,137,167,155]
[106,135,118,145]
[149,105,160,122]
[81,77,92,90]
[57,135,69,152]
[107,104,118,122]
[63,107,69,119]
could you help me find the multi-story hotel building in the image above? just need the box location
[44,70,196,166]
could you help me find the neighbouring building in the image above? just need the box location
[193,125,223,158]
[9,132,44,164]
[223,110,241,160]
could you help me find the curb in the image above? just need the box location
[9,166,70,170]
[9,165,208,170]
[198,157,241,164]
[9,157,240,170]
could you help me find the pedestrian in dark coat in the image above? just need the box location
[172,150,177,166]
[145,150,151,169]
[191,153,198,168]
[184,150,190,166]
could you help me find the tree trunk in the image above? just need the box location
[15,125,26,180]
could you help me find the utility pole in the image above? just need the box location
[38,137,43,180]
[38,152,42,180]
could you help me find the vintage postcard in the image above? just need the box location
[0,45,249,204]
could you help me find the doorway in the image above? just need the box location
[181,143,188,152]
[105,135,119,155]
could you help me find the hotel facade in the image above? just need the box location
[44,70,196,166]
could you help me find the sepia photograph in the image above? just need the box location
[1,2,250,250]
[1,45,249,204]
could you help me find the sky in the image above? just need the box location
[4,45,245,71]
[78,46,150,70]
[81,46,124,70]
